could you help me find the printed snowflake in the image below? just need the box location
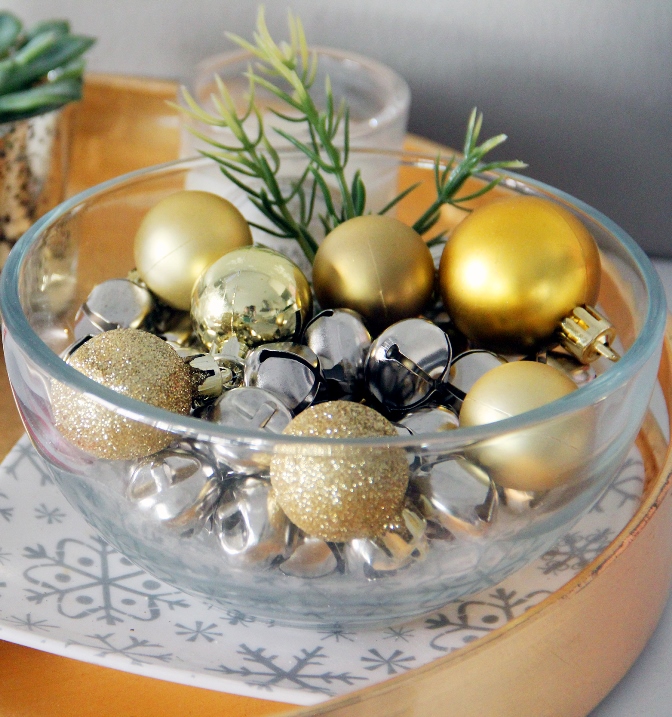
[34,503,66,524]
[0,490,12,522]
[67,633,172,665]
[425,587,551,652]
[175,620,222,643]
[319,625,356,642]
[4,613,58,632]
[539,528,613,575]
[361,648,416,675]
[208,644,367,695]
[383,626,415,642]
[22,535,190,625]
[222,609,258,627]
[591,457,644,514]
[0,547,10,565]
[3,441,52,485]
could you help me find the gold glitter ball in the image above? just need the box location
[270,401,409,542]
[52,329,193,460]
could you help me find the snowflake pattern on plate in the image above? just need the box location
[0,436,646,706]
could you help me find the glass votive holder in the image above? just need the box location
[180,46,411,156]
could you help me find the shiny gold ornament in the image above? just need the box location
[52,329,192,460]
[439,196,601,353]
[270,401,409,542]
[459,361,591,491]
[134,190,253,311]
[191,245,312,354]
[312,215,435,333]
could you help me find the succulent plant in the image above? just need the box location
[0,12,94,124]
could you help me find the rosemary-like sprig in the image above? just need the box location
[179,8,525,262]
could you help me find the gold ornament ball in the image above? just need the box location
[312,215,435,333]
[439,196,601,352]
[270,401,409,542]
[460,361,591,491]
[52,329,193,460]
[134,190,253,311]
[191,245,312,353]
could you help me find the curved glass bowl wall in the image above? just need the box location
[0,152,666,627]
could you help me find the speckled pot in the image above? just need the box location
[0,106,72,270]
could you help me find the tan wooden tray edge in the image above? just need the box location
[1,75,670,717]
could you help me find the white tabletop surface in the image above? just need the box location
[589,258,672,717]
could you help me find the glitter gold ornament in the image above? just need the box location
[312,215,435,332]
[191,245,312,354]
[438,196,601,353]
[134,190,253,311]
[52,329,192,460]
[459,360,591,491]
[270,401,409,542]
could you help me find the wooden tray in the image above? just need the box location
[1,74,671,717]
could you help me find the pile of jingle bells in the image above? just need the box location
[53,188,622,579]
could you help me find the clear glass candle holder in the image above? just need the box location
[0,151,666,628]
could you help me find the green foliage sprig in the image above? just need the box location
[179,8,525,261]
[0,13,95,123]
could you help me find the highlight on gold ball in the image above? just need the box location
[134,189,253,311]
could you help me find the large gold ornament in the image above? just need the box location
[459,361,591,491]
[191,245,312,354]
[134,190,253,311]
[312,215,435,333]
[270,401,409,542]
[439,196,601,352]
[52,329,192,460]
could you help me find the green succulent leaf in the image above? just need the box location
[0,13,22,57]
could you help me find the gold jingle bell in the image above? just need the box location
[459,360,592,491]
[312,215,435,333]
[134,190,253,311]
[191,245,312,354]
[438,196,601,353]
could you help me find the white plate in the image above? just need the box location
[0,436,645,706]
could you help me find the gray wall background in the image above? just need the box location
[8,0,671,256]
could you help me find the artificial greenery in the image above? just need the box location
[0,12,94,123]
[180,9,525,261]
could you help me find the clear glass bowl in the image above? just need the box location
[0,151,666,628]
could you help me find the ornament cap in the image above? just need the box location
[558,305,620,364]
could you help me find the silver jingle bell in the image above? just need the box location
[412,458,498,538]
[74,278,155,340]
[279,536,344,578]
[127,443,222,536]
[302,308,371,395]
[444,349,507,411]
[244,342,321,413]
[199,386,293,475]
[213,477,298,568]
[365,318,452,412]
[183,352,235,408]
[348,505,428,577]
[396,405,459,435]
[544,349,597,386]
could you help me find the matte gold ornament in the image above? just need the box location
[52,329,192,460]
[459,361,591,491]
[270,401,409,542]
[134,190,253,311]
[439,196,601,352]
[191,245,312,353]
[312,215,435,332]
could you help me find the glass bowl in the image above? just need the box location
[0,151,666,628]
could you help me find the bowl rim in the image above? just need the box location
[0,150,667,449]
